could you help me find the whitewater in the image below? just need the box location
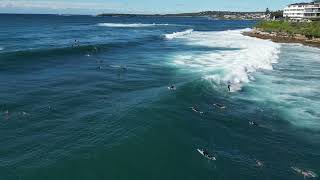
[164,28,320,130]
[97,23,171,27]
[165,29,280,91]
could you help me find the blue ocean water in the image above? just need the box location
[0,14,319,180]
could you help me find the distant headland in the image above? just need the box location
[97,11,269,20]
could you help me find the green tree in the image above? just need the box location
[265,8,270,15]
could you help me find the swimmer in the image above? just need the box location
[97,66,102,70]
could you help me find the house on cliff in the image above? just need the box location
[283,0,320,21]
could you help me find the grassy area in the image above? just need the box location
[256,21,320,38]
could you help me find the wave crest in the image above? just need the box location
[97,23,169,28]
[170,29,280,91]
[164,29,194,40]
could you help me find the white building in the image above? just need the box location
[283,1,320,21]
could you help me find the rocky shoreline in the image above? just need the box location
[242,29,320,48]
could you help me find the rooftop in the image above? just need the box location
[288,1,320,6]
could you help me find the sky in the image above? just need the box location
[0,0,312,14]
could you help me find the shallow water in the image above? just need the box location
[0,14,319,180]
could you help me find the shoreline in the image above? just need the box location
[242,29,320,48]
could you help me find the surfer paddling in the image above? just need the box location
[213,103,226,110]
[256,160,264,167]
[72,40,80,47]
[249,121,259,127]
[197,149,216,161]
[291,167,318,179]
[168,85,176,91]
[190,106,203,114]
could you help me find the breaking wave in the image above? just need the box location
[97,23,170,28]
[170,29,280,91]
[164,29,194,40]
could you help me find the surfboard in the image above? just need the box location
[168,87,176,90]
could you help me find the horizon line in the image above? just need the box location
[0,10,273,16]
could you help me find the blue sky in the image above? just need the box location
[0,0,310,14]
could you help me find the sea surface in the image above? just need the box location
[0,14,319,180]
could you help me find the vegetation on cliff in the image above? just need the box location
[256,21,320,38]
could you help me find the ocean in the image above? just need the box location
[0,14,319,180]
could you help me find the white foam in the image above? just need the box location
[169,29,280,91]
[97,23,169,28]
[164,29,194,40]
[0,47,3,51]
[241,44,320,130]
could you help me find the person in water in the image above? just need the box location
[256,160,264,167]
[228,84,231,92]
[292,167,318,178]
[121,65,127,71]
[191,106,203,114]
[168,85,176,90]
[249,121,258,126]
[214,103,226,109]
[73,40,80,47]
[203,150,209,156]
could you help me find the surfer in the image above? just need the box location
[227,84,231,92]
[249,121,259,127]
[292,167,318,179]
[120,65,127,71]
[168,85,176,91]
[213,103,226,109]
[256,160,264,167]
[197,149,216,160]
[191,106,203,114]
[203,150,209,156]
[73,40,80,47]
